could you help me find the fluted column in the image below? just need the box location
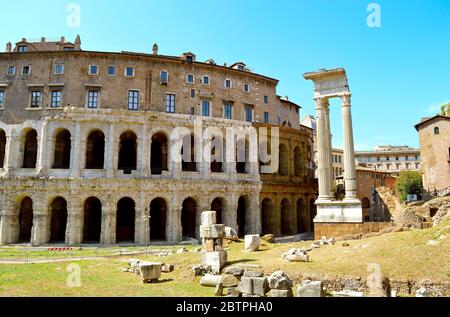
[341,93,358,201]
[315,97,333,201]
[324,105,334,198]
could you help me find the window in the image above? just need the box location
[128,90,139,110]
[202,100,210,117]
[7,66,16,76]
[22,66,31,75]
[63,47,74,51]
[202,76,210,85]
[186,55,193,63]
[434,127,440,135]
[89,65,99,75]
[0,91,5,108]
[87,90,99,109]
[186,74,194,84]
[225,79,232,89]
[190,107,195,115]
[30,91,42,108]
[165,94,175,113]
[264,112,269,123]
[264,95,269,104]
[107,66,116,76]
[224,103,233,119]
[237,65,245,71]
[54,64,64,75]
[125,67,135,77]
[51,90,62,108]
[160,71,168,84]
[190,89,195,98]
[415,155,419,160]
[18,46,28,52]
[243,83,250,93]
[244,105,253,123]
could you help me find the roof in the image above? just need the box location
[414,115,450,131]
[278,96,301,108]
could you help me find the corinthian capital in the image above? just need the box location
[341,93,352,106]
[314,97,330,110]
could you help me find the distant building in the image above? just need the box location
[415,115,450,196]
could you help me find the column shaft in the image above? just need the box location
[315,98,333,201]
[341,94,358,200]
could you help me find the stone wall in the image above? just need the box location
[314,222,396,240]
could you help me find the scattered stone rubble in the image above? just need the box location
[267,271,294,297]
[282,248,310,262]
[122,258,174,283]
[244,234,260,252]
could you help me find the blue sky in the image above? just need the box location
[1,0,449,150]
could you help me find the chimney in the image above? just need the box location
[5,42,12,53]
[61,36,66,44]
[74,35,81,50]
[41,37,46,43]
[152,43,158,55]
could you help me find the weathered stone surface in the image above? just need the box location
[225,227,239,240]
[238,276,269,296]
[220,274,240,288]
[332,290,364,297]
[243,270,264,278]
[201,251,227,274]
[297,281,325,297]
[201,211,217,226]
[200,274,222,287]
[200,224,225,239]
[215,283,224,296]
[226,287,242,297]
[416,287,429,297]
[244,234,260,252]
[261,234,275,243]
[270,289,293,297]
[268,271,293,290]
[140,262,162,283]
[223,266,244,277]
[284,251,309,262]
[161,264,174,273]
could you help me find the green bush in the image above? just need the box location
[396,171,423,202]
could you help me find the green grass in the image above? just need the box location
[0,219,449,297]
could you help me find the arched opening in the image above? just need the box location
[210,136,224,173]
[297,198,307,233]
[18,197,33,243]
[49,197,68,243]
[118,131,137,173]
[279,144,289,176]
[211,198,223,225]
[237,197,246,236]
[150,198,167,241]
[22,129,38,168]
[261,198,275,235]
[280,198,292,235]
[236,137,248,174]
[294,147,302,177]
[85,130,105,169]
[182,134,197,172]
[83,197,102,243]
[151,133,168,175]
[309,199,317,233]
[116,197,136,243]
[181,197,196,239]
[0,129,6,168]
[53,129,71,169]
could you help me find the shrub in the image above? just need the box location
[396,171,423,202]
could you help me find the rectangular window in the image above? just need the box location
[264,95,269,104]
[18,46,28,52]
[224,103,233,119]
[202,76,210,85]
[51,90,62,108]
[54,64,64,75]
[165,94,175,113]
[190,89,195,98]
[7,66,16,76]
[89,65,99,75]
[225,79,232,88]
[107,66,116,76]
[186,74,194,84]
[202,100,210,117]
[125,67,135,77]
[22,66,31,75]
[160,71,168,84]
[190,107,195,115]
[30,91,42,108]
[243,83,250,93]
[128,90,139,110]
[245,105,253,123]
[87,90,99,109]
[264,112,269,123]
[63,47,74,51]
[0,91,5,108]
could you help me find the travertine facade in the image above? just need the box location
[0,36,317,246]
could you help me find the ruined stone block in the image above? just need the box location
[244,234,260,252]
[140,262,162,283]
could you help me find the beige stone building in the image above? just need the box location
[415,115,450,196]
[0,36,317,246]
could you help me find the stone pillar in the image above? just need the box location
[3,131,17,176]
[141,123,150,177]
[324,105,334,198]
[106,123,115,178]
[341,93,358,201]
[247,193,261,234]
[166,194,182,243]
[0,197,17,245]
[135,196,148,246]
[31,201,50,246]
[70,122,81,178]
[101,202,116,245]
[196,196,210,240]
[314,98,333,202]
[36,121,48,176]
[223,194,238,232]
[66,201,83,245]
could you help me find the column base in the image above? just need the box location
[314,200,363,223]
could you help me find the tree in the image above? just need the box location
[441,103,450,116]
[396,171,423,202]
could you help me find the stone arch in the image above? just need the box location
[210,135,224,173]
[21,128,38,168]
[53,129,71,169]
[297,198,307,233]
[280,198,293,235]
[151,132,168,175]
[279,143,289,176]
[116,197,136,243]
[261,198,275,235]
[309,199,317,232]
[86,130,105,169]
[18,197,33,243]
[181,197,197,239]
[181,134,197,172]
[211,197,224,225]
[118,130,137,173]
[83,197,102,243]
[0,129,6,168]
[150,198,167,241]
[294,146,302,177]
[237,196,247,236]
[49,197,68,243]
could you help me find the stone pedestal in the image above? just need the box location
[201,251,228,274]
[199,210,227,274]
[315,200,363,223]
